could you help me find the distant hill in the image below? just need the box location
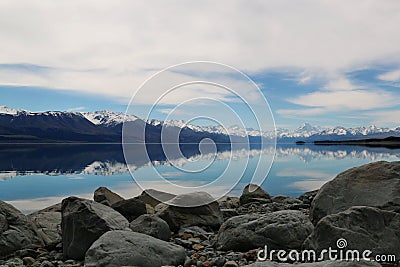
[314,136,400,148]
[0,106,231,144]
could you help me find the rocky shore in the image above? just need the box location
[1,161,400,267]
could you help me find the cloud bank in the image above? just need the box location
[0,0,400,104]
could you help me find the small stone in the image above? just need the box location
[178,232,193,240]
[213,256,226,267]
[202,260,214,267]
[22,256,36,266]
[37,248,48,254]
[192,244,205,251]
[188,237,201,244]
[174,238,193,248]
[224,260,239,267]
[39,260,54,267]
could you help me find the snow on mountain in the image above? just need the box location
[0,106,85,118]
[81,110,138,126]
[1,106,399,141]
[277,123,325,138]
[0,106,22,115]
[311,125,393,140]
[139,118,400,140]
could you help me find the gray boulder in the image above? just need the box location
[28,204,61,246]
[304,206,400,259]
[93,187,124,207]
[129,214,171,241]
[85,230,186,267]
[136,189,176,207]
[240,184,271,205]
[244,260,381,266]
[156,192,223,232]
[0,201,43,257]
[61,197,129,260]
[110,197,147,222]
[216,210,313,252]
[310,161,400,223]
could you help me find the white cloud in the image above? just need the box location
[0,0,400,102]
[298,76,312,84]
[378,70,400,82]
[67,106,86,112]
[276,107,326,116]
[323,77,359,91]
[367,110,400,125]
[288,89,397,111]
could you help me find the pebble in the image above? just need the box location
[223,261,239,267]
[39,260,54,267]
[23,256,36,265]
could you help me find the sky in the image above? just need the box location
[1,0,400,129]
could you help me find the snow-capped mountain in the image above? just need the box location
[148,119,400,141]
[0,105,86,118]
[1,105,399,143]
[0,106,19,115]
[82,110,138,127]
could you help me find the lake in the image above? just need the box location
[0,144,399,213]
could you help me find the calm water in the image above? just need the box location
[0,144,399,213]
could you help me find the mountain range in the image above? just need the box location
[0,106,399,143]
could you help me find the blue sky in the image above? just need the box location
[1,1,400,129]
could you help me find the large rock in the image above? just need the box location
[240,184,271,205]
[304,206,400,259]
[0,201,43,258]
[85,230,186,267]
[216,210,313,252]
[156,192,223,232]
[136,189,176,207]
[61,197,129,260]
[244,260,381,266]
[93,187,124,207]
[111,197,147,222]
[129,214,171,241]
[28,203,61,246]
[310,161,400,223]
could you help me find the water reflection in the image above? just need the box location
[0,144,399,213]
[1,144,399,179]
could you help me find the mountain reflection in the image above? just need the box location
[1,144,400,180]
